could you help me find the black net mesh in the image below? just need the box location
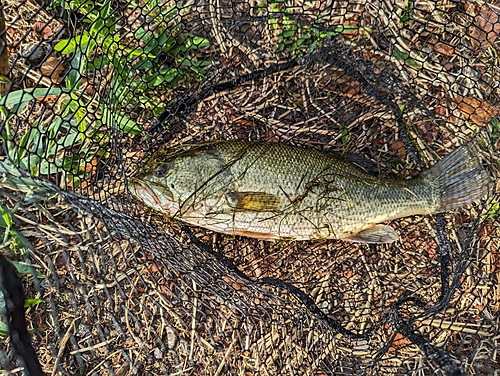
[0,0,499,375]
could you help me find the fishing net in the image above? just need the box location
[0,0,499,374]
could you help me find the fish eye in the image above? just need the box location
[155,164,171,177]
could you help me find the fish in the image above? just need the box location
[129,141,491,243]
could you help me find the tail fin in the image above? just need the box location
[422,144,492,212]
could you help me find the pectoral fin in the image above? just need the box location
[226,192,282,212]
[344,225,398,244]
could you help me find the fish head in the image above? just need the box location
[129,175,178,215]
[128,154,178,215]
[129,147,232,216]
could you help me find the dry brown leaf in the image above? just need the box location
[122,338,135,348]
[442,61,453,70]
[390,332,409,350]
[40,56,64,83]
[80,78,96,96]
[159,284,173,300]
[83,156,99,174]
[6,27,18,48]
[341,21,359,36]
[264,128,278,142]
[34,21,53,39]
[318,67,363,98]
[433,42,454,56]
[472,3,500,49]
[147,264,160,273]
[464,2,479,17]
[418,121,439,143]
[84,83,95,96]
[451,96,499,126]
[35,94,59,103]
[233,118,254,127]
[435,105,447,117]
[391,140,406,157]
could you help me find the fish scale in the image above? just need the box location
[129,141,491,243]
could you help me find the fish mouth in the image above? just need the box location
[129,178,174,210]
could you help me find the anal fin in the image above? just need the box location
[344,225,398,244]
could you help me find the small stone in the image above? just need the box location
[166,327,178,349]
[153,347,162,359]
[22,42,52,65]
[318,300,331,313]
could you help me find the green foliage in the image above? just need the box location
[0,201,46,279]
[0,0,210,187]
[340,124,352,150]
[275,22,357,55]
[54,0,211,116]
[24,298,43,308]
[0,170,47,339]
[0,161,58,204]
[11,261,46,279]
[491,117,499,147]
[259,1,361,56]
[392,50,419,69]
[0,204,27,252]
[400,0,414,23]
[483,198,500,220]
[0,321,7,336]
[0,88,107,187]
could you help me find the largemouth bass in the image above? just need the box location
[129,141,491,243]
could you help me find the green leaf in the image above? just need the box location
[9,229,33,251]
[3,119,41,159]
[401,0,414,23]
[102,106,142,135]
[491,117,499,147]
[483,198,500,219]
[24,298,43,308]
[157,32,169,47]
[162,68,181,82]
[115,113,141,135]
[144,37,160,54]
[54,32,90,54]
[0,88,62,112]
[392,50,419,69]
[10,260,46,278]
[66,49,86,89]
[134,27,148,41]
[144,74,165,87]
[327,25,358,36]
[90,19,104,39]
[1,212,12,228]
[282,30,296,38]
[191,36,210,48]
[393,50,409,60]
[132,59,152,70]
[89,0,113,38]
[0,205,13,228]
[0,161,57,201]
[180,35,210,52]
[296,38,308,48]
[0,321,7,336]
[61,129,81,148]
